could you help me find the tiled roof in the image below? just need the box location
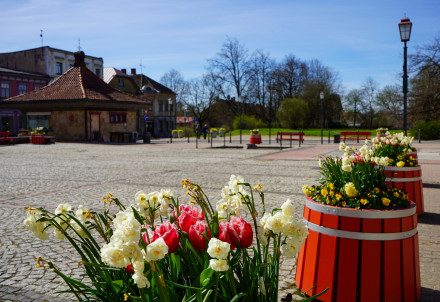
[131,74,176,95]
[4,52,144,104]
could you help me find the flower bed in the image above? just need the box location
[24,176,322,301]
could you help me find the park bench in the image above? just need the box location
[0,131,15,144]
[340,131,371,142]
[275,132,305,143]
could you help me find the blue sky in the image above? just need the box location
[1,0,439,93]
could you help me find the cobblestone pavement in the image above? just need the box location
[0,139,439,301]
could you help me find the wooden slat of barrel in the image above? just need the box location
[359,218,382,302]
[336,217,360,302]
[315,213,339,301]
[401,216,416,302]
[295,206,310,289]
[383,218,402,301]
[414,233,422,299]
[301,208,323,295]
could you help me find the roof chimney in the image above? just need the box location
[131,68,136,75]
[121,69,127,74]
[74,51,86,67]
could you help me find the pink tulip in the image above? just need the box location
[174,205,204,233]
[142,222,180,253]
[189,220,211,250]
[219,217,253,249]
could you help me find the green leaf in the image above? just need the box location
[200,268,214,287]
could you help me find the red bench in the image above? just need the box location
[0,131,15,144]
[340,131,371,142]
[276,132,305,143]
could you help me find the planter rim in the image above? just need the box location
[384,166,421,171]
[305,220,417,241]
[305,197,416,219]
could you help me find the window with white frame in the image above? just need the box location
[1,82,10,98]
[18,83,27,95]
[159,100,163,112]
[56,62,63,75]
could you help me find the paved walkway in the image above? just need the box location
[0,139,438,301]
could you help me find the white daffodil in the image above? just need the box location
[145,238,168,262]
[207,238,230,260]
[55,203,71,215]
[133,272,150,288]
[75,205,90,222]
[281,199,295,217]
[209,259,229,272]
[265,211,286,234]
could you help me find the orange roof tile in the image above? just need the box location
[5,52,144,104]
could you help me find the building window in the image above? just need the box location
[34,84,43,90]
[18,83,27,95]
[165,101,169,112]
[109,112,127,123]
[1,82,10,98]
[56,62,63,75]
[95,68,101,78]
[159,100,163,112]
[28,113,50,130]
[118,78,124,87]
[169,102,173,113]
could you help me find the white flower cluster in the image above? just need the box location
[207,238,231,272]
[215,175,248,219]
[339,142,391,168]
[23,208,49,240]
[23,203,91,241]
[259,199,308,258]
[135,189,174,218]
[100,207,168,289]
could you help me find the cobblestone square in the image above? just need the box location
[1,140,439,301]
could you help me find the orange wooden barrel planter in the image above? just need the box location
[250,134,261,144]
[295,197,420,302]
[384,166,424,215]
[31,134,45,144]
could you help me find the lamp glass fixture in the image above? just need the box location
[399,18,412,42]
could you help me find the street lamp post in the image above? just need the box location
[168,98,173,143]
[320,91,324,144]
[399,17,412,136]
[239,96,243,144]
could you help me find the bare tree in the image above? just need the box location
[247,49,276,120]
[160,69,189,108]
[207,37,251,100]
[185,74,218,126]
[375,84,403,128]
[361,77,378,128]
[278,54,308,98]
[409,34,440,122]
[344,89,364,127]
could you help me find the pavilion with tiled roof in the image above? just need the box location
[2,51,149,142]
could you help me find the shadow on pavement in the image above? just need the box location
[418,212,440,226]
[421,287,440,301]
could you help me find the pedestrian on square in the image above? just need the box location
[202,124,208,140]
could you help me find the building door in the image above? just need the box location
[89,112,101,141]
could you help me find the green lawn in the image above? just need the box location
[229,128,404,137]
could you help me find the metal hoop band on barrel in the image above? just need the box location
[385,177,422,182]
[305,198,417,219]
[384,166,421,171]
[304,220,418,241]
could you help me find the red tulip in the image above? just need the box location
[152,222,180,253]
[219,217,253,249]
[189,220,211,250]
[142,222,180,253]
[124,264,134,274]
[219,221,239,249]
[174,205,204,233]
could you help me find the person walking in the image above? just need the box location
[202,124,208,140]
